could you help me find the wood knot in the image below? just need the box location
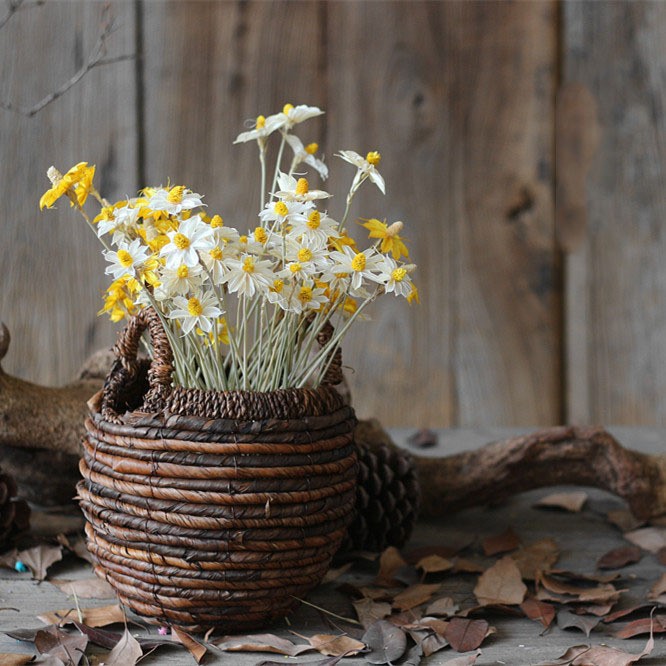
[0,322,9,363]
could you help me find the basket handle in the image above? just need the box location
[101,307,173,422]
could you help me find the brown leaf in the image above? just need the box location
[556,610,601,637]
[56,534,93,564]
[17,544,63,581]
[405,542,472,563]
[216,633,313,656]
[511,538,559,580]
[607,509,643,533]
[597,546,642,570]
[376,547,408,586]
[451,558,486,574]
[536,633,654,665]
[0,549,18,570]
[306,634,365,657]
[575,603,615,617]
[535,491,588,512]
[416,554,453,574]
[360,587,393,601]
[38,603,126,628]
[405,627,448,658]
[172,626,207,663]
[105,628,143,666]
[474,556,527,606]
[322,562,352,584]
[362,620,407,664]
[443,618,490,652]
[0,654,34,666]
[393,584,441,611]
[425,597,459,617]
[520,599,556,628]
[624,527,666,554]
[256,658,347,666]
[72,621,179,651]
[35,625,88,666]
[482,527,521,557]
[49,578,116,599]
[613,616,666,639]
[352,598,392,629]
[603,605,656,624]
[441,651,482,665]
[648,572,666,600]
[536,572,622,605]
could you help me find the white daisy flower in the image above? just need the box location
[202,243,231,284]
[234,114,279,145]
[285,134,328,179]
[274,173,330,202]
[220,254,275,298]
[96,204,141,243]
[258,198,311,228]
[337,149,386,195]
[208,215,240,245]
[167,291,223,336]
[287,208,339,248]
[149,186,204,215]
[103,239,150,280]
[160,215,215,269]
[158,263,204,298]
[376,256,415,298]
[289,278,328,314]
[265,103,324,132]
[280,238,331,278]
[266,278,289,311]
[326,245,385,295]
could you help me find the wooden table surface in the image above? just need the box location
[0,427,664,665]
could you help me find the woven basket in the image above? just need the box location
[78,307,358,632]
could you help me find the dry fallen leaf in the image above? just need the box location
[416,554,453,574]
[72,621,179,652]
[624,527,666,554]
[425,596,459,617]
[322,562,353,584]
[0,655,33,666]
[172,626,208,664]
[216,633,313,656]
[536,631,654,665]
[49,577,116,599]
[38,603,126,628]
[613,616,666,639]
[535,491,588,512]
[393,583,441,612]
[452,558,486,574]
[306,634,365,657]
[405,627,448,658]
[362,620,407,664]
[441,651,482,665]
[35,625,88,666]
[352,598,392,629]
[104,628,143,666]
[510,538,559,580]
[556,609,601,637]
[17,544,63,581]
[482,527,521,557]
[648,572,666,600]
[596,545,642,570]
[56,534,93,564]
[443,618,490,652]
[606,509,643,533]
[376,547,409,587]
[520,599,556,628]
[474,556,527,606]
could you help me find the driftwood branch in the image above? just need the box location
[0,5,134,117]
[411,426,666,521]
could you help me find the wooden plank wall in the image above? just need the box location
[0,0,664,429]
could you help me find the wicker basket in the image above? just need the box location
[77,308,358,632]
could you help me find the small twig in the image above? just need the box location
[0,0,45,32]
[290,596,362,626]
[0,6,134,117]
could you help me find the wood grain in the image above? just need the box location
[0,2,137,386]
[563,1,666,424]
[327,1,559,426]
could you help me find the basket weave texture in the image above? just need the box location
[78,308,358,632]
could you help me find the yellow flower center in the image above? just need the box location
[305,142,318,155]
[272,279,284,293]
[117,249,133,268]
[295,178,309,195]
[351,252,367,272]
[274,201,289,217]
[210,214,224,228]
[242,257,255,273]
[254,226,268,244]
[289,262,302,274]
[366,151,381,166]
[297,247,313,262]
[391,267,407,282]
[256,115,266,129]
[283,103,294,115]
[299,285,313,303]
[209,246,223,261]
[173,233,190,250]
[307,210,321,229]
[167,186,186,204]
[177,265,189,279]
[239,235,248,244]
[187,297,203,317]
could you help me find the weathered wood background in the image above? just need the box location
[1,0,664,428]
